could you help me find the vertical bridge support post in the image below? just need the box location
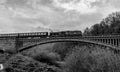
[15,35,23,53]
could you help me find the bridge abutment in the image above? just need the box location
[0,37,17,53]
[0,36,24,53]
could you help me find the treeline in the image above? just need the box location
[83,12,120,36]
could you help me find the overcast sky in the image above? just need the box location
[0,0,120,33]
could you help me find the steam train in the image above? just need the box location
[0,31,82,38]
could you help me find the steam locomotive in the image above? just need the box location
[0,30,82,38]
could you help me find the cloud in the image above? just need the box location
[0,0,6,4]
[109,0,120,8]
[52,0,120,16]
[53,0,98,14]
[0,3,51,33]
[0,0,66,33]
[52,0,120,23]
[0,0,120,33]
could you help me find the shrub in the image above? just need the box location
[3,54,62,72]
[21,43,55,57]
[32,51,61,67]
[51,42,83,60]
[0,53,11,64]
[64,45,120,72]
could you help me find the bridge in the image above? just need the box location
[0,33,120,53]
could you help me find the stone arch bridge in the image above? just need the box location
[0,35,120,53]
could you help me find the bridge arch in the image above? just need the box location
[18,38,120,52]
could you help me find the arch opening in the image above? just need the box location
[18,39,119,52]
